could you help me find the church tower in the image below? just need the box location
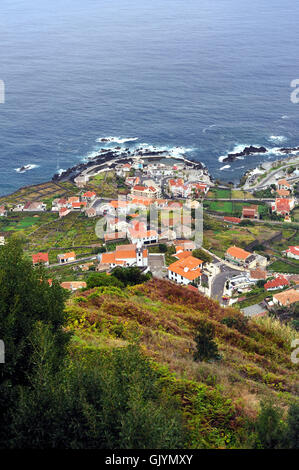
[136,240,144,267]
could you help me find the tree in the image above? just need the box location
[86,272,124,289]
[193,320,220,362]
[192,249,212,264]
[285,403,299,449]
[0,236,70,387]
[0,237,71,446]
[111,267,152,287]
[158,243,168,253]
[254,401,286,449]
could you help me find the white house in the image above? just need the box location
[168,255,203,286]
[0,205,7,217]
[285,246,299,260]
[57,251,76,264]
[99,243,148,268]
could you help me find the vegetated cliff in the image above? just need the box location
[66,278,298,449]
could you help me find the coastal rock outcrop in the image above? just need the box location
[222,146,268,163]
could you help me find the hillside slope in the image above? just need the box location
[66,279,298,448]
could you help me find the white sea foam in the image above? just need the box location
[218,144,251,162]
[15,164,39,173]
[268,135,287,143]
[96,136,138,144]
[136,143,195,158]
[202,124,217,134]
[219,164,231,170]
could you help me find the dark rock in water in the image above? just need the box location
[223,146,268,163]
[279,146,299,154]
[100,138,109,142]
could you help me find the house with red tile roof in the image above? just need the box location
[24,201,46,212]
[99,243,148,268]
[57,251,76,264]
[225,246,252,266]
[131,185,159,199]
[242,205,259,219]
[60,281,87,292]
[72,201,87,210]
[264,275,289,291]
[276,188,290,197]
[86,207,97,218]
[285,246,299,260]
[59,207,71,218]
[224,216,241,224]
[168,255,203,286]
[249,268,268,281]
[168,178,188,197]
[271,198,295,216]
[277,179,291,191]
[273,288,299,307]
[174,240,196,251]
[0,205,7,217]
[32,252,49,266]
[82,191,96,202]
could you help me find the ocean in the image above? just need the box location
[1,0,299,195]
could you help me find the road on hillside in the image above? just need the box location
[211,264,240,303]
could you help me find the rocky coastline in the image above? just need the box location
[52,146,205,183]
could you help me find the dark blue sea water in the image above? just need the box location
[1,0,299,195]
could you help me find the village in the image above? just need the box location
[0,153,298,323]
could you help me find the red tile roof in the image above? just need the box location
[224,216,241,224]
[275,198,292,213]
[168,256,203,281]
[264,275,289,290]
[226,246,251,261]
[32,252,49,264]
[286,246,299,256]
[83,191,96,198]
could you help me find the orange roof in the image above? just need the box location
[32,252,49,264]
[275,198,292,212]
[278,179,290,187]
[242,205,258,215]
[224,216,241,224]
[133,185,146,191]
[58,251,76,260]
[83,191,96,198]
[129,228,157,239]
[68,197,80,203]
[175,250,192,260]
[60,281,87,290]
[168,256,202,281]
[277,189,290,197]
[101,252,118,264]
[273,288,299,306]
[226,246,251,261]
[131,197,153,206]
[264,275,289,290]
[72,201,87,208]
[104,231,126,241]
[286,246,299,256]
[110,200,128,209]
[250,268,268,280]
